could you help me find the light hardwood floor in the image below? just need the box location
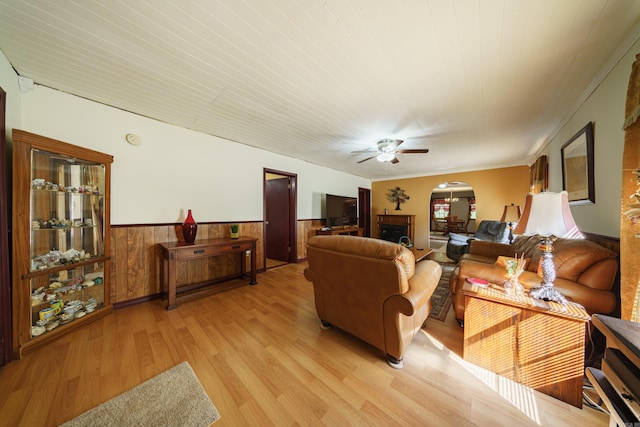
[0,262,608,426]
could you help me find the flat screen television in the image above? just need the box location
[324,194,358,226]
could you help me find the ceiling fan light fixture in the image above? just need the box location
[377,152,395,162]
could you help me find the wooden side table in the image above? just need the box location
[463,281,590,408]
[409,247,434,262]
[159,237,257,310]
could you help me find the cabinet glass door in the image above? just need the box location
[28,148,107,338]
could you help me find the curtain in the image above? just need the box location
[621,54,640,321]
[431,199,449,218]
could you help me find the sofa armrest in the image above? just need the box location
[468,240,514,259]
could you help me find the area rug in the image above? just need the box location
[60,362,220,427]
[428,263,455,321]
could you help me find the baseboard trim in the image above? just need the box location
[113,293,162,310]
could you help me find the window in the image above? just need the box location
[468,197,476,220]
[432,198,450,219]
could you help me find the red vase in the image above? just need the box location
[182,209,197,243]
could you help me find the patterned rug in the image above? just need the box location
[428,263,455,321]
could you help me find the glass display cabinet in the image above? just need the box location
[11,129,113,358]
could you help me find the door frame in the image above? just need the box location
[0,86,10,365]
[263,168,297,265]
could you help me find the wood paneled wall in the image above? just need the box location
[110,222,264,304]
[110,219,326,305]
[297,219,324,260]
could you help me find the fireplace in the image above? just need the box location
[377,215,415,244]
[380,224,407,243]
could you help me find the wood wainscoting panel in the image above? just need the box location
[297,219,325,260]
[111,222,264,305]
[126,226,146,300]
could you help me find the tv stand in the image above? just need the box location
[316,225,363,236]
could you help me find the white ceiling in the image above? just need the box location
[1,1,640,181]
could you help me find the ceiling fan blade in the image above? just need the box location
[395,149,429,154]
[383,139,404,150]
[351,149,377,154]
[390,157,400,164]
[357,155,377,164]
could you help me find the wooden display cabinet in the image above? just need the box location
[11,130,113,358]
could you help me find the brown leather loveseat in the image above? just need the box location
[449,235,618,326]
[304,235,442,368]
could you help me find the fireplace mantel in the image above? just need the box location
[377,215,415,244]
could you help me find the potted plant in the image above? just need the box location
[230,223,239,239]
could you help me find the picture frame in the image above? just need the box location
[530,155,548,193]
[561,122,595,205]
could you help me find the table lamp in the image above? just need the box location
[513,191,583,304]
[500,203,521,244]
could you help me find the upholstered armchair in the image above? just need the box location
[304,235,442,369]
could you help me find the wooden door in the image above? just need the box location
[358,187,371,237]
[265,176,290,262]
[0,87,10,365]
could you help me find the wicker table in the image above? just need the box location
[463,281,590,408]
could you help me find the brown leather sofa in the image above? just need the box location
[304,235,442,368]
[449,235,618,325]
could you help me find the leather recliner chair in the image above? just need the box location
[445,220,510,262]
[304,235,442,369]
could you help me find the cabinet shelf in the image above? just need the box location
[23,255,109,279]
[31,188,103,196]
[32,225,98,232]
[11,129,113,358]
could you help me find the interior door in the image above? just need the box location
[358,187,371,237]
[265,176,290,262]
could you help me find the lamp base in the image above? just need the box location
[530,283,567,305]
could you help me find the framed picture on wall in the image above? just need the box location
[530,155,548,193]
[561,122,595,205]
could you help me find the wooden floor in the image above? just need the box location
[0,262,609,426]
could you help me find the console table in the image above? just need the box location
[159,237,257,310]
[463,281,589,408]
[315,226,363,236]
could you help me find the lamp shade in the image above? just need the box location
[500,204,521,223]
[513,191,583,238]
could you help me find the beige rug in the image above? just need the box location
[60,362,220,427]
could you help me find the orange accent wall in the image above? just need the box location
[371,166,530,249]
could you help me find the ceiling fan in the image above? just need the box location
[352,139,429,164]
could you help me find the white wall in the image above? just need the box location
[538,38,640,238]
[7,82,369,225]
